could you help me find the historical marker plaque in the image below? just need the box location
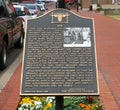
[20,9,99,95]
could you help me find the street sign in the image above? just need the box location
[20,9,99,95]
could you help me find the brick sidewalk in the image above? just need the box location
[0,3,120,110]
[75,11,120,109]
[0,64,22,110]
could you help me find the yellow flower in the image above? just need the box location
[20,97,35,106]
[33,96,40,101]
[43,108,47,110]
[43,106,48,110]
[47,102,52,108]
[43,103,52,110]
[21,97,31,103]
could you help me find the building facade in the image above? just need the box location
[81,0,113,8]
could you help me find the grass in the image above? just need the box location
[106,15,120,20]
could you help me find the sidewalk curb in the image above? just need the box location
[0,51,22,92]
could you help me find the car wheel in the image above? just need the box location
[15,31,24,48]
[0,41,7,70]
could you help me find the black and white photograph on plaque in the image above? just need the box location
[63,27,91,47]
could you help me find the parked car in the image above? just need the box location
[35,0,46,11]
[13,5,32,32]
[114,1,120,5]
[21,0,34,4]
[21,3,43,17]
[0,0,24,70]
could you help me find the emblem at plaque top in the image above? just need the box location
[51,12,70,23]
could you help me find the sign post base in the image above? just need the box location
[55,96,64,110]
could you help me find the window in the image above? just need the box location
[0,0,6,17]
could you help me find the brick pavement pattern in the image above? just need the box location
[0,2,120,110]
[0,64,21,110]
[73,10,120,110]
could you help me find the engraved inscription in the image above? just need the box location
[23,25,96,93]
[21,9,99,95]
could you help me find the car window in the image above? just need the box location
[0,0,6,17]
[14,7,21,13]
[26,5,36,10]
[14,7,25,16]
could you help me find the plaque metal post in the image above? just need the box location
[77,0,79,12]
[58,0,65,8]
[55,96,64,110]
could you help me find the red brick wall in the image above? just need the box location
[81,0,112,8]
[99,0,112,4]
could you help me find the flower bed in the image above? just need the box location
[18,96,55,110]
[64,96,103,110]
[18,96,103,110]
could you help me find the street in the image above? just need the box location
[0,48,23,92]
[0,1,56,92]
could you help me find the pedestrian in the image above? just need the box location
[64,0,71,10]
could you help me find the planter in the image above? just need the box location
[17,96,103,110]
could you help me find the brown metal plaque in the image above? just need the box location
[20,9,99,95]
